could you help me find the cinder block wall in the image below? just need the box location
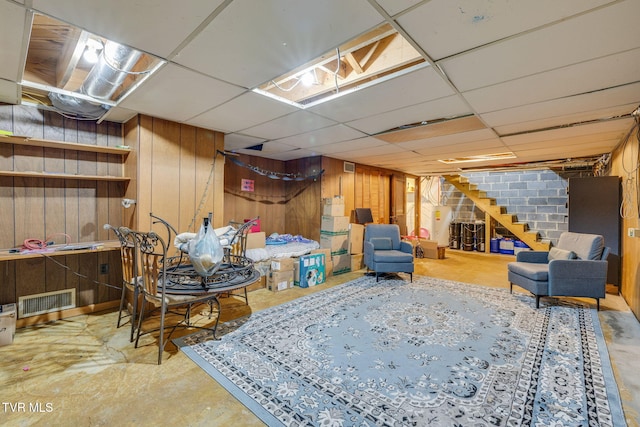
[442,169,592,245]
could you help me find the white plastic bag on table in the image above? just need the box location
[188,219,224,277]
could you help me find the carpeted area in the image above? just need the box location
[177,275,626,426]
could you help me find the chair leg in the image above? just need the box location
[129,287,139,343]
[509,283,513,294]
[376,272,379,282]
[134,300,146,349]
[535,295,540,308]
[596,298,600,311]
[116,286,127,328]
[409,273,412,283]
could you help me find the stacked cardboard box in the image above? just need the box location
[348,223,364,271]
[294,252,326,288]
[268,257,295,292]
[320,197,351,275]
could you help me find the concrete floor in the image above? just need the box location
[1,250,638,426]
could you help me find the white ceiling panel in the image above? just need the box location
[314,137,388,155]
[463,48,640,113]
[511,141,620,160]
[414,139,506,158]
[262,148,319,161]
[119,64,245,123]
[0,2,28,82]
[493,103,639,136]
[224,133,265,151]
[395,128,498,151]
[374,0,426,17]
[0,81,20,105]
[309,66,454,122]
[275,125,366,149]
[173,0,383,88]
[31,0,223,57]
[241,111,336,140]
[346,95,471,135]
[503,119,634,150]
[481,82,640,130]
[100,106,138,124]
[186,91,296,134]
[398,0,613,60]
[439,0,640,92]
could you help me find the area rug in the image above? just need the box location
[178,276,626,426]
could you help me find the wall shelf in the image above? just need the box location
[0,170,130,182]
[0,134,131,156]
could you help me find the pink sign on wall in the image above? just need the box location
[241,178,254,192]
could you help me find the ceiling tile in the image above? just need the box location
[414,139,506,158]
[241,111,336,140]
[313,137,388,155]
[374,0,426,17]
[100,106,138,123]
[0,2,27,81]
[0,81,21,105]
[346,95,471,135]
[186,92,296,134]
[309,66,454,122]
[224,133,265,151]
[439,0,640,92]
[398,0,613,60]
[463,48,640,113]
[396,129,498,151]
[481,82,640,132]
[274,125,366,149]
[31,0,224,57]
[119,63,245,123]
[173,0,384,88]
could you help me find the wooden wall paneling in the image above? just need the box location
[136,115,154,231]
[14,178,46,244]
[0,260,16,304]
[195,128,220,228]
[78,181,98,241]
[150,118,181,237]
[0,135,15,247]
[107,249,122,301]
[13,106,44,138]
[44,256,67,292]
[213,132,225,228]
[76,252,98,307]
[178,125,197,233]
[96,250,112,303]
[15,257,46,298]
[123,116,139,229]
[285,157,322,240]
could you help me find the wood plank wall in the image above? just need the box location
[223,153,286,235]
[610,127,640,321]
[284,157,323,241]
[0,104,124,307]
[0,105,124,249]
[125,115,225,235]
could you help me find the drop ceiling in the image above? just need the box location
[0,0,638,176]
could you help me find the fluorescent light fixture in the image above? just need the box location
[438,152,517,164]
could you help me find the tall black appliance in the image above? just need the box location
[568,176,621,287]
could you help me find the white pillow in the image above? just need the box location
[548,247,577,261]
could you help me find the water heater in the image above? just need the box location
[422,205,452,247]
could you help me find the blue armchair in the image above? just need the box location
[507,232,610,309]
[364,224,414,282]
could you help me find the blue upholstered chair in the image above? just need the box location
[507,232,610,310]
[364,224,414,282]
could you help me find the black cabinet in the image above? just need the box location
[568,176,621,287]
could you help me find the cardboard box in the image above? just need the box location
[296,253,326,288]
[268,270,294,292]
[320,232,349,255]
[351,253,364,271]
[332,254,351,275]
[246,231,266,249]
[271,257,295,271]
[418,239,439,259]
[321,215,350,233]
[0,303,16,346]
[322,198,345,216]
[349,223,364,254]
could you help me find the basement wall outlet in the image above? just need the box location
[627,228,640,238]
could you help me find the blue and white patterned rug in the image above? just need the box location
[178,275,626,426]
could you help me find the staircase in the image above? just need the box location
[444,174,551,251]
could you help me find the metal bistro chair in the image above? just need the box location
[131,229,221,365]
[104,223,141,342]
